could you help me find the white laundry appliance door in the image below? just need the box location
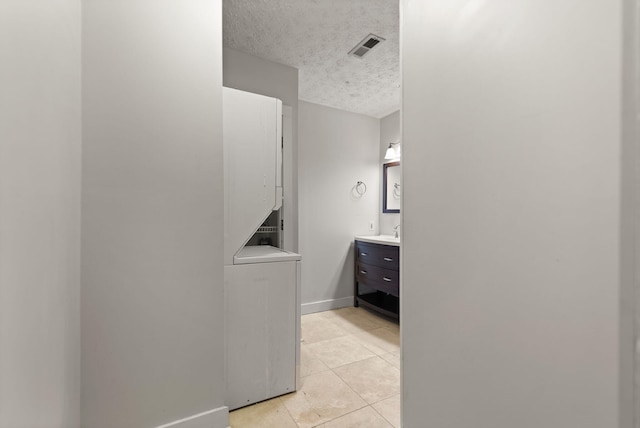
[223,87,282,265]
[224,260,298,410]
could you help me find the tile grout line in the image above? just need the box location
[307,360,370,427]
[303,327,382,427]
[308,405,381,428]
[331,354,400,407]
[269,308,401,428]
[370,404,397,428]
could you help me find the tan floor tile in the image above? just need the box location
[329,307,372,320]
[300,342,330,377]
[379,351,401,369]
[351,327,400,355]
[306,335,376,369]
[229,397,297,428]
[280,370,367,428]
[333,356,400,404]
[372,395,401,428]
[375,317,400,334]
[302,308,346,320]
[352,307,390,322]
[301,317,350,344]
[301,311,332,323]
[318,406,393,428]
[325,309,385,334]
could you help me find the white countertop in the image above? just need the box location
[354,235,400,246]
[234,245,302,264]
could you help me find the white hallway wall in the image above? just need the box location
[0,1,81,427]
[625,1,640,424]
[402,0,635,427]
[82,1,227,427]
[624,0,640,423]
[298,101,380,312]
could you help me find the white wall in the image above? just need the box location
[223,48,299,253]
[379,111,401,236]
[223,48,298,108]
[401,1,632,427]
[298,101,380,312]
[622,1,640,426]
[82,2,227,427]
[0,1,81,427]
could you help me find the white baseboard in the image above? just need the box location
[155,406,229,428]
[301,297,353,315]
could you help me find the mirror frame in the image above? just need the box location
[383,161,400,213]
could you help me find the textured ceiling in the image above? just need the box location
[223,0,400,118]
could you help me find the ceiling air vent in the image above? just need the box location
[348,34,385,58]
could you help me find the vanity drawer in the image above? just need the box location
[355,241,399,271]
[356,262,399,297]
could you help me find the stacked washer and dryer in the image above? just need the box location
[223,87,301,411]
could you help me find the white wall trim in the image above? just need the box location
[154,407,229,428]
[301,297,353,315]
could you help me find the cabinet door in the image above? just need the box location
[356,262,399,297]
[225,261,297,410]
[355,241,399,270]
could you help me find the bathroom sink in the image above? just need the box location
[354,235,400,246]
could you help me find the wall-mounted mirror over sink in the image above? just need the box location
[383,161,400,213]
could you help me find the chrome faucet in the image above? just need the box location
[393,224,400,238]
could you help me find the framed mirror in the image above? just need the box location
[383,161,400,213]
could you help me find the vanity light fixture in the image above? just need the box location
[384,141,401,160]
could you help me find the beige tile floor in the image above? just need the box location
[230,306,401,428]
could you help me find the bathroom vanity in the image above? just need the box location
[354,236,399,319]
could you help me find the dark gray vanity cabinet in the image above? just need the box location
[354,240,399,319]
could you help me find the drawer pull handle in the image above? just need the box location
[361,252,368,256]
[383,277,392,282]
[360,270,367,275]
[383,257,394,262]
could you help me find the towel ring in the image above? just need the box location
[355,181,367,196]
[393,183,401,198]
